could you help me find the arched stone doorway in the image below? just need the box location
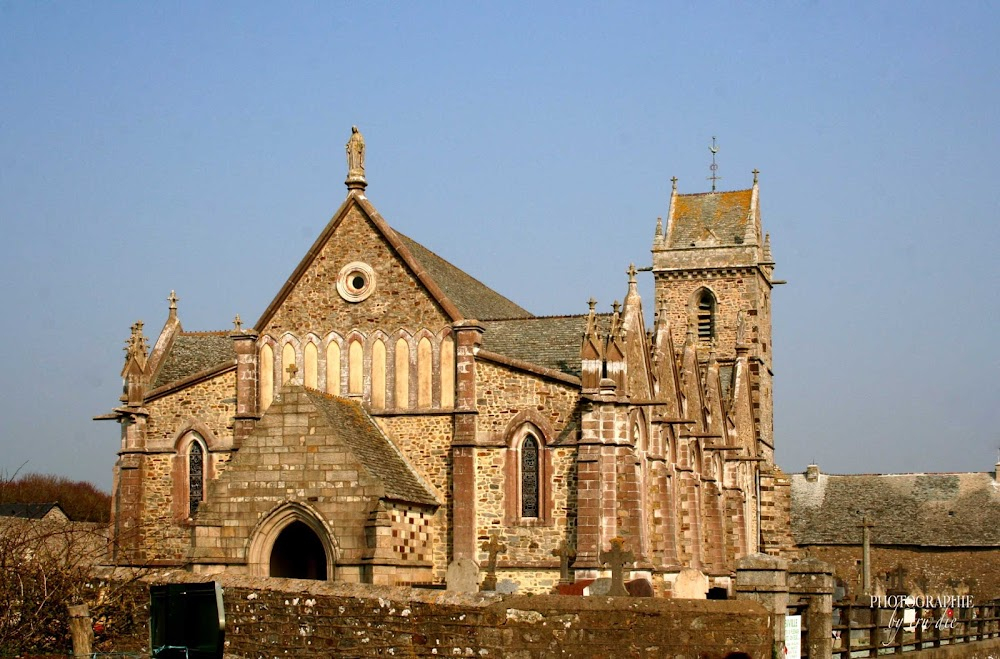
[246,502,336,580]
[269,520,327,580]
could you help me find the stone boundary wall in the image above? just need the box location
[137,571,770,658]
[894,637,1000,659]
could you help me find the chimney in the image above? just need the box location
[805,463,820,483]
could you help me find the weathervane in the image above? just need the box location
[708,136,721,191]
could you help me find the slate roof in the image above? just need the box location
[791,471,1000,547]
[395,232,532,321]
[667,189,754,248]
[302,389,439,507]
[0,502,64,520]
[152,333,236,389]
[481,315,609,378]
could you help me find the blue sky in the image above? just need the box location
[2,2,998,490]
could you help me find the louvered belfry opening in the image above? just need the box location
[697,290,716,342]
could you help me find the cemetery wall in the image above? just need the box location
[124,571,771,658]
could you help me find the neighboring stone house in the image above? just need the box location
[0,502,69,523]
[98,127,792,595]
[791,463,1000,601]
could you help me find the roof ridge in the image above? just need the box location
[179,330,231,337]
[678,188,753,197]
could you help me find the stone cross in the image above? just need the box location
[232,314,242,332]
[600,536,634,597]
[552,540,576,585]
[627,263,637,283]
[480,532,506,592]
[286,362,298,383]
[752,168,760,184]
[167,290,178,310]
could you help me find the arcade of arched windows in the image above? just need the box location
[257,329,456,413]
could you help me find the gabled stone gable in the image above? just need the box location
[260,199,452,339]
[190,384,438,572]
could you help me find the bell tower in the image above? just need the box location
[651,170,777,458]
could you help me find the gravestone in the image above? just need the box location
[586,578,612,596]
[552,540,576,585]
[446,558,479,593]
[496,579,519,595]
[626,578,654,597]
[673,567,709,599]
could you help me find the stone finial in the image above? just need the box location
[763,233,773,262]
[123,321,149,371]
[345,125,367,191]
[232,314,242,332]
[654,216,663,239]
[588,297,597,312]
[627,263,637,284]
[167,290,179,319]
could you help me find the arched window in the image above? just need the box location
[521,435,540,517]
[417,337,432,407]
[696,289,716,342]
[440,336,455,407]
[348,340,363,395]
[394,337,409,408]
[371,339,386,408]
[326,341,341,395]
[260,343,274,411]
[304,342,318,388]
[188,441,204,517]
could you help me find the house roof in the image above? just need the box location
[791,471,1000,547]
[151,332,235,389]
[481,315,608,378]
[394,233,531,321]
[667,189,754,249]
[301,388,439,507]
[0,502,65,520]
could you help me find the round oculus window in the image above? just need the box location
[336,262,376,303]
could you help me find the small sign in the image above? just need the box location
[784,615,801,659]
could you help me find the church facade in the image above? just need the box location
[101,128,793,595]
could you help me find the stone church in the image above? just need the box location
[100,127,793,595]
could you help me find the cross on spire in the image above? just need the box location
[168,290,178,310]
[708,137,721,191]
[752,168,760,185]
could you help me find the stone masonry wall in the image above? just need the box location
[137,571,772,658]
[801,544,1000,601]
[261,203,451,337]
[135,371,237,561]
[144,371,237,451]
[473,360,581,592]
[375,414,451,581]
